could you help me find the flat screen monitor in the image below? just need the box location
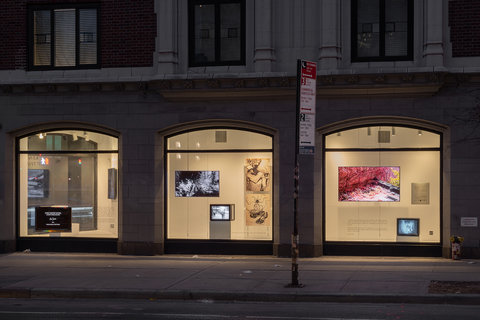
[210,204,234,221]
[28,169,49,198]
[397,218,419,236]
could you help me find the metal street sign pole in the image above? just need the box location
[287,59,316,288]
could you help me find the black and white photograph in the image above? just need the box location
[175,170,220,197]
[210,204,233,221]
[28,169,49,198]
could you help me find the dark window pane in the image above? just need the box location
[54,9,76,67]
[194,4,215,64]
[33,10,51,66]
[356,0,380,58]
[385,0,408,56]
[220,3,241,61]
[79,9,97,65]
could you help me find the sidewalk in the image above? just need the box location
[0,252,479,305]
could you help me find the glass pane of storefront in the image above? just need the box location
[166,129,273,241]
[325,126,441,243]
[18,130,118,238]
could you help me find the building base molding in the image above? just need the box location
[0,240,16,253]
[117,241,163,256]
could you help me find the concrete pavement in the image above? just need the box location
[0,252,479,305]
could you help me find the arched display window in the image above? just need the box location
[324,126,441,244]
[18,130,118,238]
[166,128,273,241]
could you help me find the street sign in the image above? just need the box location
[299,60,317,155]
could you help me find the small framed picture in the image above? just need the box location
[210,204,234,221]
[397,218,419,236]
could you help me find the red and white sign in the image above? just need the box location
[299,60,317,155]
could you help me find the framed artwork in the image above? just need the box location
[245,194,271,226]
[338,166,400,202]
[108,168,117,199]
[397,218,419,236]
[245,158,271,192]
[28,169,49,198]
[210,204,234,221]
[175,171,220,197]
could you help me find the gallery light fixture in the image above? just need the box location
[367,127,371,136]
[418,130,422,136]
[391,127,396,136]
[39,133,45,139]
[337,132,341,136]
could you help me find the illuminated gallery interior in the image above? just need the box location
[18,130,119,239]
[324,126,441,246]
[166,129,273,242]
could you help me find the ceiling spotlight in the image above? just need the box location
[418,130,422,136]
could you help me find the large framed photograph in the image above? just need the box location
[28,169,50,199]
[338,166,400,202]
[397,218,419,236]
[210,204,234,221]
[175,170,220,197]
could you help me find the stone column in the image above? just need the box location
[156,0,178,74]
[318,0,341,70]
[423,0,444,67]
[254,0,275,72]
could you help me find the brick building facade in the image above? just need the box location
[0,0,479,258]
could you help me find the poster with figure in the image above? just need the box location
[245,194,271,226]
[245,158,271,192]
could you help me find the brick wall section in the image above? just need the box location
[449,0,480,57]
[0,0,156,70]
[101,0,156,68]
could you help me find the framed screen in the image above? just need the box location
[397,218,419,236]
[175,170,220,197]
[28,169,50,198]
[210,204,234,221]
[338,166,400,202]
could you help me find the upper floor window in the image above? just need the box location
[351,0,413,62]
[188,0,245,67]
[28,4,99,70]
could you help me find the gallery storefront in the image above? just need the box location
[16,128,119,252]
[319,119,447,257]
[162,126,275,254]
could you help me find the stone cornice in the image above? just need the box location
[1,72,478,101]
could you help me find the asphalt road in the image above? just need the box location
[0,298,479,320]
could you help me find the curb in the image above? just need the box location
[1,288,480,305]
